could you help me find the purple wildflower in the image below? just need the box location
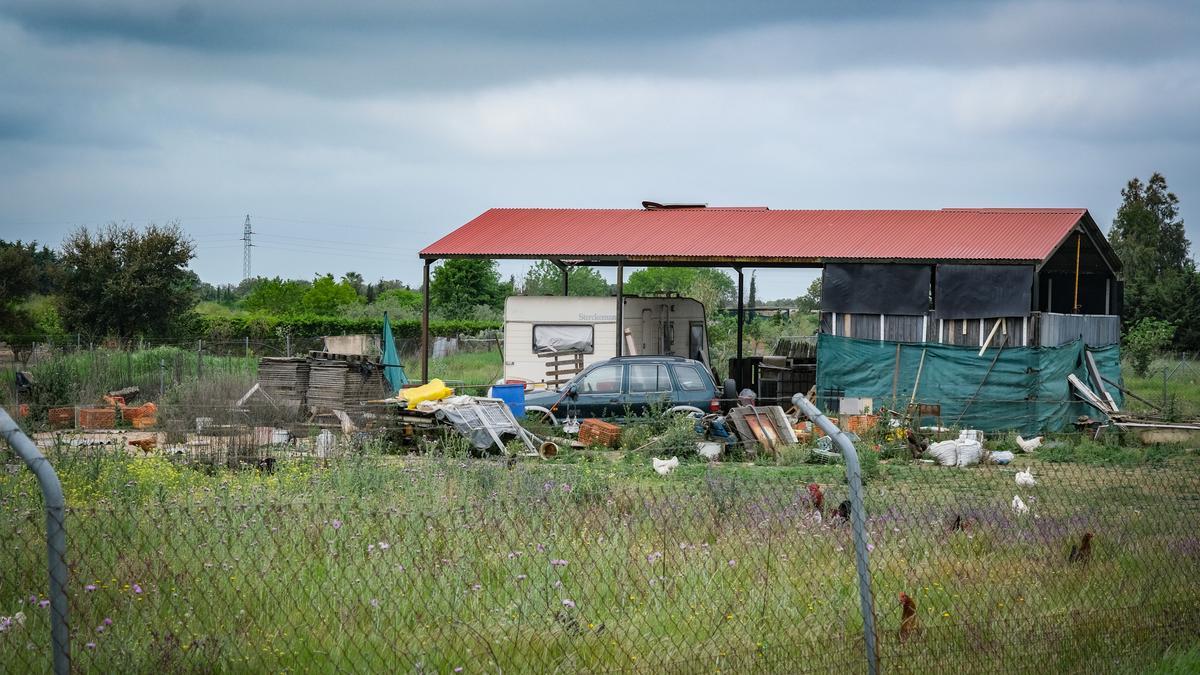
[515,574,527,581]
[85,642,96,650]
[536,543,546,553]
[38,599,50,608]
[562,599,576,609]
[84,584,97,592]
[867,543,876,552]
[370,598,381,608]
[103,617,113,626]
[96,625,105,634]
[132,584,143,594]
[647,551,663,564]
[471,583,482,591]
[553,580,563,589]
[728,559,737,567]
[454,668,464,673]
[368,544,376,552]
[550,559,568,568]
[331,519,343,530]
[561,483,572,493]
[378,542,390,550]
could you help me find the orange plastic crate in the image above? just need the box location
[78,406,116,429]
[48,407,75,429]
[578,419,621,448]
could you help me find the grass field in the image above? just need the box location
[2,440,1198,672]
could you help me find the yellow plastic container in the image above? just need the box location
[400,378,453,409]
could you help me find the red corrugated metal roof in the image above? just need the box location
[420,208,1090,263]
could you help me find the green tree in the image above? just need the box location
[795,277,822,313]
[747,272,758,323]
[342,271,365,296]
[58,223,197,339]
[430,259,503,315]
[303,274,362,315]
[1123,317,1176,377]
[520,260,610,296]
[624,268,735,306]
[0,241,42,360]
[1109,172,1198,348]
[241,277,310,314]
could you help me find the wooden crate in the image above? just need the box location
[578,418,621,448]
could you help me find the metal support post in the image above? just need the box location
[0,408,69,674]
[792,394,880,675]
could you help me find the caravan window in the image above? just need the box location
[533,324,594,354]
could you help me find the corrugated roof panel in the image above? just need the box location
[420,208,1090,263]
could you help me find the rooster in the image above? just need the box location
[905,429,929,460]
[652,456,680,476]
[807,483,825,513]
[1068,532,1093,564]
[1011,495,1030,515]
[833,499,851,522]
[899,592,918,642]
[1016,435,1043,453]
[1015,468,1037,488]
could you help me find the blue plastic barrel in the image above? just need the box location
[489,384,526,418]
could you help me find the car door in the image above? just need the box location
[626,362,673,416]
[569,363,626,418]
[669,363,714,410]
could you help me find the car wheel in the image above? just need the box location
[722,378,737,403]
[524,406,559,427]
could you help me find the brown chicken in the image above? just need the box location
[1068,532,1093,564]
[899,592,918,642]
[905,429,929,459]
[807,483,825,513]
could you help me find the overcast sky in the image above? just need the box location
[2,0,1198,300]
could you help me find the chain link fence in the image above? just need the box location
[4,431,1199,672]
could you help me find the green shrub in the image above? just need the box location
[1125,318,1176,377]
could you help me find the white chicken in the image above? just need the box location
[1011,495,1030,515]
[1015,435,1043,453]
[697,442,722,461]
[652,456,680,476]
[1015,468,1037,488]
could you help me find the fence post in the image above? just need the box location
[197,339,203,378]
[793,394,879,675]
[0,407,69,674]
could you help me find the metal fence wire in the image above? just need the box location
[3,431,1200,671]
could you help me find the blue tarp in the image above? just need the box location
[381,312,408,394]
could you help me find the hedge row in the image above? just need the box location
[195,314,500,340]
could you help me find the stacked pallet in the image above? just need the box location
[306,359,387,413]
[258,357,310,407]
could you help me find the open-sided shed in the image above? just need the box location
[419,204,1122,432]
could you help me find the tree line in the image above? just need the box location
[1,172,1195,360]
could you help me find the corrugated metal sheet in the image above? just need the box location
[1037,313,1120,347]
[421,208,1088,263]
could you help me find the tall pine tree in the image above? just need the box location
[1109,172,1199,349]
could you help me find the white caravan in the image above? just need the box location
[503,295,710,386]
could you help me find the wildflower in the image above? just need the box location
[132,584,143,594]
[370,598,381,608]
[454,668,463,673]
[96,625,105,634]
[550,559,568,568]
[553,580,563,589]
[536,543,546,553]
[331,519,343,530]
[867,543,876,552]
[38,600,50,608]
[562,599,576,609]
[368,544,376,553]
[85,642,96,650]
[728,559,737,567]
[561,483,572,493]
[103,617,113,626]
[647,551,663,564]
[515,574,527,581]
[507,551,521,560]
[28,595,36,605]
[84,584,97,592]
[471,584,482,591]
[378,542,390,550]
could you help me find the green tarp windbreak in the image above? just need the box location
[815,333,1123,435]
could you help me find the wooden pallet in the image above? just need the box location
[542,350,584,386]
